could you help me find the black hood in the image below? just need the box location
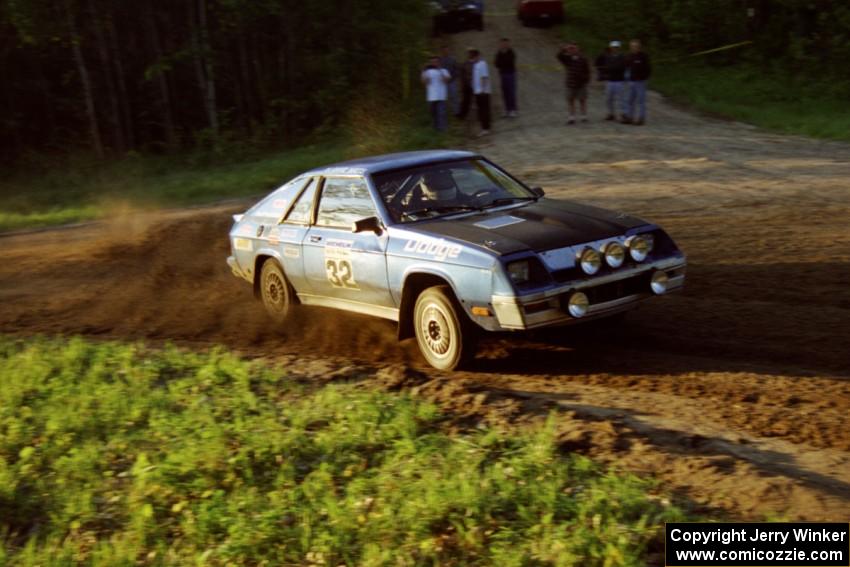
[412,198,649,255]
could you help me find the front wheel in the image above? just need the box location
[259,260,294,323]
[414,286,477,370]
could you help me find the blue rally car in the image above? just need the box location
[227,150,686,370]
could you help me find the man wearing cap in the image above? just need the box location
[622,39,652,125]
[601,40,627,121]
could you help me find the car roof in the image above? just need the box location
[306,150,482,176]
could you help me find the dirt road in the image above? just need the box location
[2,0,849,520]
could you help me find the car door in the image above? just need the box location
[301,176,393,308]
[269,177,320,292]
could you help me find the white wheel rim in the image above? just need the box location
[263,271,287,312]
[419,302,452,358]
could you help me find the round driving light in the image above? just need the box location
[567,292,589,318]
[650,271,669,295]
[628,235,651,262]
[604,242,626,268]
[579,248,601,275]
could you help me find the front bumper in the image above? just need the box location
[227,255,252,282]
[490,256,686,330]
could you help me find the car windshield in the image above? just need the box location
[373,159,535,223]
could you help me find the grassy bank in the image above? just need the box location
[0,110,452,233]
[651,62,850,140]
[0,336,688,565]
[556,22,850,142]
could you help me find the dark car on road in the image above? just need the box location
[227,150,687,370]
[432,0,484,34]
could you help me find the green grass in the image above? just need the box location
[652,62,850,140]
[0,336,689,566]
[0,110,456,233]
[0,144,347,232]
[557,21,850,142]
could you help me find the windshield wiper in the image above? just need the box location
[484,196,536,208]
[402,205,480,219]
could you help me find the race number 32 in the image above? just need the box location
[326,259,358,289]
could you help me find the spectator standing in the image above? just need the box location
[470,49,492,136]
[439,45,460,115]
[456,49,475,120]
[601,40,626,121]
[494,38,518,117]
[556,41,590,124]
[421,56,451,131]
[594,46,610,82]
[622,39,652,125]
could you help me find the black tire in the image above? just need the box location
[413,285,477,371]
[259,260,294,323]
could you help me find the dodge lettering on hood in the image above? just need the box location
[227,150,686,370]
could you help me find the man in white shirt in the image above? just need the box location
[421,56,451,131]
[469,49,491,136]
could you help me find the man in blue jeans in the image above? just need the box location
[601,40,626,121]
[622,39,652,125]
[421,56,451,131]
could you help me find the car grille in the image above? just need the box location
[582,273,649,304]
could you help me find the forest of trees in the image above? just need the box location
[571,0,850,79]
[0,0,428,162]
[3,1,849,164]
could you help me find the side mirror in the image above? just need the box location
[531,186,545,198]
[352,216,383,235]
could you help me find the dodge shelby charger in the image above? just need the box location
[227,150,686,370]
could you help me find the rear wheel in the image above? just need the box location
[259,260,294,322]
[414,286,477,371]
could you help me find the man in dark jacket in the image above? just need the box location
[455,48,475,119]
[556,41,590,124]
[622,39,652,125]
[601,40,626,121]
[494,38,518,117]
[594,47,610,82]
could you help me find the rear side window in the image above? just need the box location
[315,178,376,229]
[251,177,308,219]
[284,179,318,224]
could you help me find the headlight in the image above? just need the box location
[603,242,626,268]
[650,270,669,295]
[507,260,530,284]
[567,292,589,318]
[627,234,653,262]
[578,247,601,275]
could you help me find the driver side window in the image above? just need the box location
[315,178,376,229]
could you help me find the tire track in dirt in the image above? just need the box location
[2,0,850,520]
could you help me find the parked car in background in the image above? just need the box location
[432,0,484,34]
[517,0,564,25]
[227,150,687,371]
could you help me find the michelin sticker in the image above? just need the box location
[404,238,462,261]
[324,239,358,289]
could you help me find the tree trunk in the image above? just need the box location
[89,0,125,153]
[106,14,134,149]
[64,0,104,158]
[145,0,177,148]
[189,0,218,135]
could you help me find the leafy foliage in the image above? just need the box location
[0,337,686,565]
